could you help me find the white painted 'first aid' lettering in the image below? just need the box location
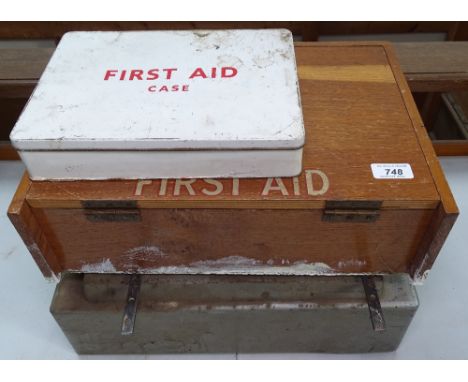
[202,179,223,196]
[262,178,289,196]
[134,170,329,197]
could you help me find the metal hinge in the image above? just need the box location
[82,200,141,222]
[322,200,382,223]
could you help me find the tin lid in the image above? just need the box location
[10,29,305,151]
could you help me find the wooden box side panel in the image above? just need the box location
[38,207,434,276]
[382,43,459,278]
[7,173,61,277]
[409,203,458,280]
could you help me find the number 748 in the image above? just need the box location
[385,168,403,175]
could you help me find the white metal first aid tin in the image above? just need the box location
[10,29,305,180]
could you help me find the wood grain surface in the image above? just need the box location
[7,173,60,276]
[0,48,55,98]
[8,42,459,279]
[395,42,468,92]
[38,207,433,275]
[0,21,461,40]
[433,140,468,156]
[383,43,459,279]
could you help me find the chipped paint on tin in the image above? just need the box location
[11,29,304,151]
[11,29,305,179]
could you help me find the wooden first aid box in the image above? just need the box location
[9,30,304,180]
[9,42,458,282]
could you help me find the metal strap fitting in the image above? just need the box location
[361,276,386,332]
[121,274,142,336]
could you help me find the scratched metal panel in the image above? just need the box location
[51,274,418,354]
[10,30,304,179]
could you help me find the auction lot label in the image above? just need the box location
[371,163,414,179]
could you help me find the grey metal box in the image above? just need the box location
[50,273,418,354]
